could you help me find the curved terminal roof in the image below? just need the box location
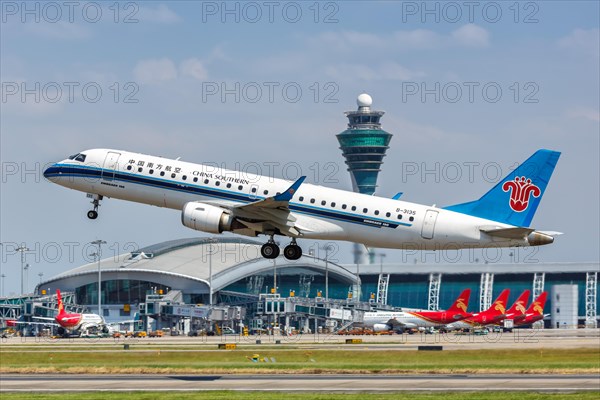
[39,237,359,294]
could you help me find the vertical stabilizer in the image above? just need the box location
[444,150,560,227]
[447,289,471,314]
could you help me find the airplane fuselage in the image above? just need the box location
[363,310,471,330]
[44,148,537,251]
[56,312,103,331]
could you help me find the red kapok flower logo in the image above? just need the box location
[502,176,541,212]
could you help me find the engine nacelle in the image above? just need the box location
[181,202,234,234]
[373,323,392,332]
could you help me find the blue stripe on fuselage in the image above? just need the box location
[45,164,412,230]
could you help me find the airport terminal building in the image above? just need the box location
[29,237,599,330]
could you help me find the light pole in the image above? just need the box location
[91,240,106,316]
[379,253,386,275]
[38,272,44,284]
[356,261,360,303]
[321,244,333,300]
[0,274,5,297]
[16,245,29,296]
[207,238,218,305]
[24,264,30,294]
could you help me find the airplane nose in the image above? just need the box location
[43,164,60,182]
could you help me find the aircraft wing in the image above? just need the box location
[32,316,55,321]
[224,176,307,237]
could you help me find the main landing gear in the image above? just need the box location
[260,237,302,260]
[87,194,103,220]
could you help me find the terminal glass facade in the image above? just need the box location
[76,279,169,306]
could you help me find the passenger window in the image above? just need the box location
[193,177,198,182]
[351,206,356,211]
[182,175,187,181]
[331,202,336,207]
[252,187,257,193]
[299,196,304,201]
[342,204,347,209]
[204,179,209,184]
[149,169,154,175]
[227,183,232,188]
[321,200,326,206]
[310,199,316,204]
[127,165,132,171]
[397,214,402,220]
[374,210,379,215]
[386,212,391,217]
[263,190,269,195]
[409,216,414,222]
[171,173,176,178]
[138,167,143,172]
[216,181,220,186]
[160,171,165,176]
[238,185,243,190]
[363,208,368,213]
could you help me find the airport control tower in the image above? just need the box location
[337,94,393,264]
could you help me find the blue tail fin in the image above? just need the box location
[444,149,560,227]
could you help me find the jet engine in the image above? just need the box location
[372,323,392,332]
[181,202,234,234]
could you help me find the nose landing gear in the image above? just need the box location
[87,194,103,220]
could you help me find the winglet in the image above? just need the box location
[274,176,306,202]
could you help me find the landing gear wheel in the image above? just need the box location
[86,194,103,220]
[87,210,98,220]
[283,244,302,260]
[261,242,280,259]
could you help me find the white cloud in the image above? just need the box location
[567,107,600,122]
[23,20,91,40]
[180,58,208,80]
[326,62,425,81]
[391,29,441,49]
[133,58,178,84]
[138,4,181,23]
[558,28,600,58]
[451,24,490,47]
[314,25,490,53]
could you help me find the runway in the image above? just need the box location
[1,374,599,392]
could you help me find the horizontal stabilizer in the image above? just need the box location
[480,226,534,239]
[481,226,556,246]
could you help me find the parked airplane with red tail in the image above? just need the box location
[446,289,510,329]
[514,292,548,326]
[363,289,473,331]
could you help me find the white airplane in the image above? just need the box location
[44,148,560,260]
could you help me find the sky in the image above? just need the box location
[1,1,599,295]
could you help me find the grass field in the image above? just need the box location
[3,391,600,400]
[1,347,598,374]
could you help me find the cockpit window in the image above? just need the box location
[68,153,87,162]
